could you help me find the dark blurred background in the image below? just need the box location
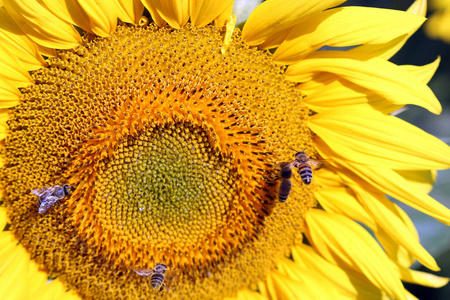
[347,1,450,298]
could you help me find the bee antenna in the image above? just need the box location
[289,147,298,152]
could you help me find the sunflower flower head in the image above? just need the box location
[0,0,449,299]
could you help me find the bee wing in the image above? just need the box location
[31,187,51,197]
[309,160,324,169]
[38,196,60,213]
[164,269,181,281]
[134,268,154,276]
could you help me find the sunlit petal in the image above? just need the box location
[292,245,387,299]
[145,0,189,29]
[305,209,406,300]
[3,0,82,49]
[317,149,450,225]
[116,0,145,24]
[287,51,441,114]
[273,7,424,64]
[353,186,439,271]
[314,187,377,229]
[310,107,450,170]
[0,6,45,70]
[242,0,345,46]
[349,0,427,59]
[190,0,234,27]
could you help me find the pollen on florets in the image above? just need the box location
[1,22,314,299]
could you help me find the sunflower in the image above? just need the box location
[425,0,450,42]
[0,0,449,299]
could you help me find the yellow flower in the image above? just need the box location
[0,0,449,299]
[425,0,450,43]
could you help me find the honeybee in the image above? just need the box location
[275,150,323,202]
[278,162,293,202]
[293,151,322,185]
[134,263,178,292]
[31,185,72,213]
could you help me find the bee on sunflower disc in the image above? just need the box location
[134,263,178,292]
[31,184,72,213]
[275,151,323,202]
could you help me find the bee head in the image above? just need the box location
[295,151,308,162]
[153,263,168,273]
[63,185,72,195]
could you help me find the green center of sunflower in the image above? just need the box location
[1,22,316,298]
[95,124,238,258]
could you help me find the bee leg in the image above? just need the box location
[262,174,280,183]
[159,283,166,293]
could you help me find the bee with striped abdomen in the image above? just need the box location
[292,151,322,185]
[134,263,178,292]
[277,162,293,202]
[274,150,323,202]
[31,184,72,213]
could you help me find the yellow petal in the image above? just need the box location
[267,270,336,300]
[375,204,419,269]
[0,230,78,300]
[0,111,8,141]
[300,73,401,114]
[41,0,93,34]
[400,57,440,84]
[292,244,387,299]
[0,245,29,300]
[314,187,377,230]
[116,0,145,24]
[76,0,122,37]
[399,267,449,288]
[376,228,416,269]
[242,0,346,46]
[140,0,166,27]
[3,0,82,49]
[0,77,21,109]
[273,7,424,64]
[319,152,450,225]
[259,29,289,50]
[190,0,234,27]
[287,51,441,114]
[397,170,436,194]
[313,167,346,188]
[0,256,27,300]
[0,234,17,271]
[257,281,269,299]
[310,107,450,170]
[36,45,57,58]
[38,278,80,299]
[0,207,7,230]
[301,57,437,114]
[214,3,233,27]
[305,209,406,300]
[407,0,427,17]
[276,257,341,299]
[353,186,439,271]
[349,0,427,59]
[23,258,48,299]
[0,44,33,87]
[145,0,189,29]
[0,6,45,70]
